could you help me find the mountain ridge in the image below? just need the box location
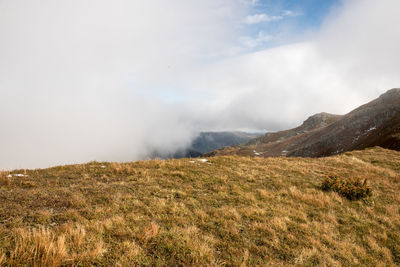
[206,88,400,157]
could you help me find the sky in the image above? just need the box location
[0,0,399,169]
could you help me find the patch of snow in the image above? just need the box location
[14,174,25,177]
[198,159,208,163]
[101,165,106,168]
[333,148,344,154]
[6,174,12,178]
[281,150,289,156]
[253,150,262,156]
[353,126,377,143]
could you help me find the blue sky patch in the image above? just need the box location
[241,0,341,49]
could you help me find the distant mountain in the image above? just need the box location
[207,88,400,157]
[152,131,261,159]
[191,132,261,154]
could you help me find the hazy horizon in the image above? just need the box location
[1,0,399,169]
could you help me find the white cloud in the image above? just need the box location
[0,0,399,169]
[243,13,282,24]
[282,10,302,17]
[239,31,273,48]
[243,9,302,25]
[195,0,400,130]
[0,0,248,169]
[241,0,260,7]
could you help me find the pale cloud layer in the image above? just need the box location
[0,0,399,169]
[239,31,273,48]
[242,8,301,25]
[243,13,283,24]
[282,10,302,17]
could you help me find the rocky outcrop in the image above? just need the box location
[248,112,342,146]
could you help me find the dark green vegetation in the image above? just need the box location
[321,176,372,200]
[0,147,399,266]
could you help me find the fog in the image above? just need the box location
[1,0,399,169]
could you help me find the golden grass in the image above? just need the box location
[0,147,399,266]
[10,227,67,266]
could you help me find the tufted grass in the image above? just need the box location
[0,147,399,266]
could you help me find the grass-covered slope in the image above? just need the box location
[0,147,399,266]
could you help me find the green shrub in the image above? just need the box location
[321,176,372,200]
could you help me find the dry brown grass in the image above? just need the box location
[9,227,67,266]
[6,224,105,266]
[0,147,399,266]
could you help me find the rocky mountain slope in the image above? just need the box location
[207,88,400,157]
[248,112,342,147]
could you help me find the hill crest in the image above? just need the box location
[207,88,400,157]
[1,147,399,265]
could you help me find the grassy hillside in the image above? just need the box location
[0,147,399,266]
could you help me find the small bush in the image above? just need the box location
[321,176,372,200]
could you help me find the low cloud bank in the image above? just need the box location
[0,0,399,169]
